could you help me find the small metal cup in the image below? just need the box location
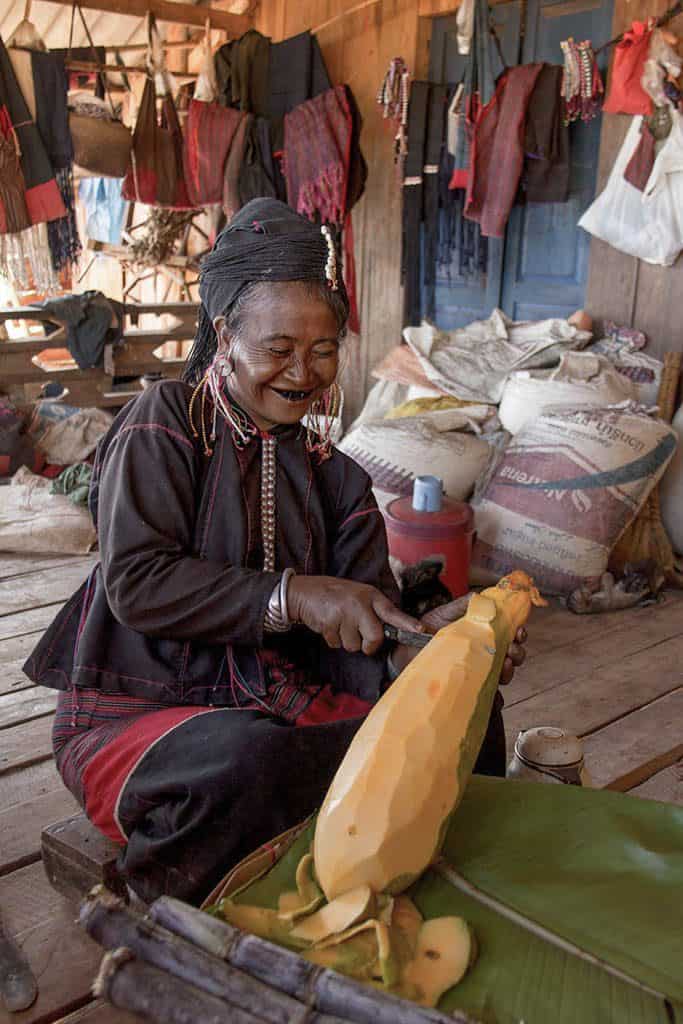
[507,726,592,786]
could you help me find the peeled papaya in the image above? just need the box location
[313,572,545,901]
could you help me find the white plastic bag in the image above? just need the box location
[579,111,683,266]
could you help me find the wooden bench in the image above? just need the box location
[42,813,127,904]
[0,302,198,409]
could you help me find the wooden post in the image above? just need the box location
[42,0,252,34]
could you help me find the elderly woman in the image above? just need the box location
[25,199,524,905]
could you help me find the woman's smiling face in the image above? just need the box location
[214,281,341,431]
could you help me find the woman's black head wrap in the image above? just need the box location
[183,198,349,384]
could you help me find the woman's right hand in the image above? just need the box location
[287,576,423,656]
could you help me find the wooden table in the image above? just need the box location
[0,552,681,1023]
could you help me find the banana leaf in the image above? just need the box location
[219,777,683,1023]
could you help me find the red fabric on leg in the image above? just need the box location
[81,705,216,844]
[295,684,371,726]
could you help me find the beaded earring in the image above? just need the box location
[189,353,257,456]
[305,380,343,462]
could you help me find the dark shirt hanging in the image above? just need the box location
[402,81,429,327]
[423,85,447,322]
[523,64,570,204]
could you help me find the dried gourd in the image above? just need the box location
[314,572,545,901]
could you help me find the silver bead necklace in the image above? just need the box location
[260,435,277,571]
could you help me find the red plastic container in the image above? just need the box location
[384,495,475,599]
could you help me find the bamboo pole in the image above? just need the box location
[80,893,346,1024]
[40,0,251,35]
[106,35,202,53]
[94,949,263,1024]
[149,896,475,1024]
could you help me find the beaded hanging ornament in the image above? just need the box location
[376,57,411,174]
[561,38,604,124]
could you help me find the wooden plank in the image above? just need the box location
[0,555,93,582]
[0,561,94,619]
[0,633,45,698]
[628,759,683,806]
[0,862,107,1024]
[0,784,78,876]
[53,1000,140,1024]
[1,759,65,813]
[0,687,57,730]
[508,597,683,706]
[0,606,64,643]
[582,689,683,790]
[39,0,251,33]
[0,715,54,775]
[504,633,683,747]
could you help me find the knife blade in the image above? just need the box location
[383,624,432,649]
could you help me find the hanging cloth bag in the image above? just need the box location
[122,15,193,208]
[602,19,654,115]
[183,21,244,207]
[67,2,132,178]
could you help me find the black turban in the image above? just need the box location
[198,198,348,321]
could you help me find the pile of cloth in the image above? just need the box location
[0,396,111,554]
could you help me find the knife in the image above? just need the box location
[383,624,432,649]
[0,912,38,1013]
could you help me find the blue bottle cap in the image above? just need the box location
[412,475,443,512]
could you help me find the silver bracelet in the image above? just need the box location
[264,567,295,633]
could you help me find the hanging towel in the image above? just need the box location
[465,63,544,238]
[284,85,352,225]
[0,38,64,227]
[30,50,81,274]
[184,100,244,207]
[602,20,653,116]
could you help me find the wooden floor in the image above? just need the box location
[1,554,682,1024]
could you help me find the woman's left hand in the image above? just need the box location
[396,594,527,684]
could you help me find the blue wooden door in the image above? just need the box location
[500,0,614,320]
[428,4,522,328]
[429,0,613,328]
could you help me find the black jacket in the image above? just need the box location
[24,381,398,706]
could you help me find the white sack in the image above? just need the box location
[403,310,591,404]
[470,403,677,595]
[37,407,113,465]
[0,469,96,554]
[579,112,683,266]
[338,413,492,512]
[661,403,683,554]
[499,352,637,434]
[588,338,663,406]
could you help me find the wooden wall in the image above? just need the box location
[256,0,433,421]
[585,0,683,359]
